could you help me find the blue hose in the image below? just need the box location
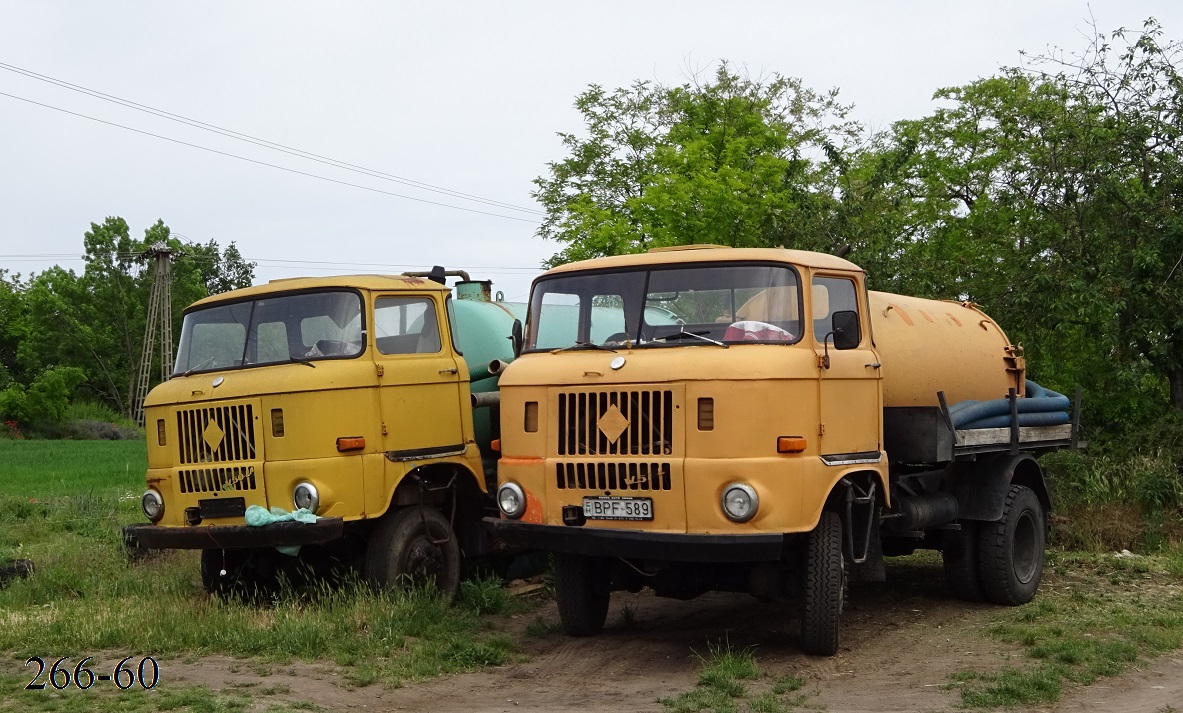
[949,380,1070,430]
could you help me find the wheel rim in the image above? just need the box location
[1013,511,1039,584]
[401,534,447,586]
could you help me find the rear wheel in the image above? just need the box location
[942,520,985,601]
[800,511,843,656]
[977,485,1045,605]
[365,506,461,600]
[554,553,611,636]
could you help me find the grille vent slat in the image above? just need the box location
[176,403,257,465]
[177,466,257,494]
[557,389,674,457]
[555,462,672,491]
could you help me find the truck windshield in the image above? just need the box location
[173,290,365,375]
[526,264,802,351]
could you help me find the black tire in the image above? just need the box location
[554,553,611,636]
[201,548,279,601]
[800,511,843,656]
[365,506,461,600]
[977,485,1045,606]
[942,520,986,602]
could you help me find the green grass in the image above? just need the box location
[659,642,813,713]
[0,439,145,498]
[951,553,1183,708]
[0,440,526,711]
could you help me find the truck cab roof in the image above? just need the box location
[188,274,451,309]
[540,247,863,276]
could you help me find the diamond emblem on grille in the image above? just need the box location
[202,419,225,452]
[597,404,629,444]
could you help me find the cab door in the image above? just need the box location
[374,294,466,458]
[812,274,882,459]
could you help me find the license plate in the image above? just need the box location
[582,496,653,521]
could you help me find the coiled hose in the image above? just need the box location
[948,380,1070,430]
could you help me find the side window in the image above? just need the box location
[812,276,859,343]
[374,296,442,355]
[445,296,462,355]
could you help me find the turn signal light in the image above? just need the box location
[777,436,807,453]
[336,436,366,452]
[490,438,501,452]
[524,402,539,433]
[271,408,285,437]
[156,419,166,446]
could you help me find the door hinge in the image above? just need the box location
[376,364,384,377]
[818,423,826,436]
[381,422,388,435]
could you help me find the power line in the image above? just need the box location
[0,61,545,217]
[0,90,542,224]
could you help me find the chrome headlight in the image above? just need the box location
[721,483,759,523]
[142,489,164,522]
[293,482,320,513]
[497,482,527,519]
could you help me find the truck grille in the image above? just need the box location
[557,390,674,456]
[176,403,257,465]
[555,462,672,491]
[178,466,258,493]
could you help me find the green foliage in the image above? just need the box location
[2,217,255,424]
[534,63,859,267]
[0,366,86,426]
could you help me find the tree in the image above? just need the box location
[849,18,1183,418]
[533,63,860,266]
[15,217,256,420]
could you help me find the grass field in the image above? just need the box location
[0,439,525,712]
[2,440,1181,712]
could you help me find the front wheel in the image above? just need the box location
[554,553,610,636]
[800,511,844,656]
[365,506,461,600]
[977,485,1045,606]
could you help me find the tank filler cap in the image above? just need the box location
[610,356,626,370]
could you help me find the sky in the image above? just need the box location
[2,1,1181,304]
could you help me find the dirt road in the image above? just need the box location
[174,559,1183,712]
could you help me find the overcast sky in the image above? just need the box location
[2,1,1181,303]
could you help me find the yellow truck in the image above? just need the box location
[486,246,1079,655]
[123,269,524,599]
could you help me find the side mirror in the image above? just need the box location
[510,319,524,359]
[831,310,861,350]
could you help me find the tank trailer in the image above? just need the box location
[487,246,1080,655]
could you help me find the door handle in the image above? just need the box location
[865,363,881,369]
[438,368,458,375]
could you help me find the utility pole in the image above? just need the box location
[132,243,175,426]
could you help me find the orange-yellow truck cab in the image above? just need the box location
[486,246,1077,655]
[124,271,521,599]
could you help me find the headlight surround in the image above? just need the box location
[720,483,759,523]
[497,482,527,519]
[142,489,164,522]
[293,482,320,513]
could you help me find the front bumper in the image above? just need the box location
[484,518,784,562]
[123,518,345,550]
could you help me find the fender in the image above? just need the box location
[942,453,1050,522]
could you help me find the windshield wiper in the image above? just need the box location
[181,356,216,377]
[289,355,317,368]
[550,341,617,354]
[659,330,728,348]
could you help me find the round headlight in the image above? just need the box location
[293,482,320,513]
[142,489,164,522]
[721,483,759,523]
[497,482,527,519]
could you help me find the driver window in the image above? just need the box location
[812,276,859,342]
[374,296,441,355]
